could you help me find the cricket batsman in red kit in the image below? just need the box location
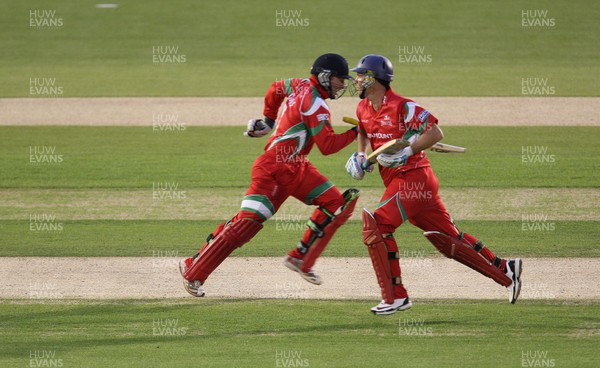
[179,53,360,297]
[345,54,523,315]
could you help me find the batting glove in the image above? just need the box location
[346,152,372,180]
[244,118,272,138]
[377,146,414,168]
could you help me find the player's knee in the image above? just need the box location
[331,188,361,224]
[373,213,395,235]
[320,197,347,217]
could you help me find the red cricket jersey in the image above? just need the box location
[356,88,438,186]
[261,76,357,163]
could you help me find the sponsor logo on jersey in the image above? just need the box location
[367,132,394,140]
[317,113,330,122]
[287,94,297,107]
[381,115,393,126]
[417,110,430,123]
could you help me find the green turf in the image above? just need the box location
[2,125,598,257]
[0,299,598,367]
[1,0,598,96]
[1,219,598,257]
[1,126,599,188]
[3,187,597,222]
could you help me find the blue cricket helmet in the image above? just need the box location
[351,54,394,82]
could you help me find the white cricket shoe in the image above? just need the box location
[179,258,205,297]
[371,297,413,315]
[505,258,523,304]
[283,256,322,285]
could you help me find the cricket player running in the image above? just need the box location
[179,53,360,297]
[345,54,522,315]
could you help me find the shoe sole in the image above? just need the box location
[372,301,413,315]
[510,259,523,304]
[283,259,322,285]
[299,272,322,286]
[283,259,299,273]
[179,260,205,297]
[182,280,205,297]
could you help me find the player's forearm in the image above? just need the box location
[262,81,287,120]
[357,132,369,153]
[411,124,444,153]
[316,127,358,155]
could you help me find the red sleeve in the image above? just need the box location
[262,78,297,121]
[303,97,357,156]
[401,101,438,134]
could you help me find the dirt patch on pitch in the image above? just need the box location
[1,257,598,301]
[1,97,598,126]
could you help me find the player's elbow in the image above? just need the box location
[432,124,444,141]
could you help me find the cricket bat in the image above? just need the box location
[342,117,466,167]
[362,141,466,169]
[363,139,411,168]
[428,143,466,153]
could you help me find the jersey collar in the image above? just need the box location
[368,87,395,109]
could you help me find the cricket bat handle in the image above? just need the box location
[342,116,359,126]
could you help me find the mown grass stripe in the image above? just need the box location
[1,126,599,188]
[2,188,596,221]
[2,219,598,257]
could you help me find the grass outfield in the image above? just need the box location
[1,0,598,96]
[1,126,599,188]
[0,299,598,367]
[1,220,599,258]
[1,125,598,257]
